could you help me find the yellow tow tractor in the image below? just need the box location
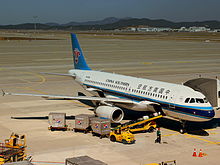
[0,133,27,164]
[110,128,135,144]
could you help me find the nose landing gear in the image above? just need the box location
[179,120,187,134]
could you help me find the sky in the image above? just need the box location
[0,0,220,25]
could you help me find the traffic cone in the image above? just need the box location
[192,148,197,157]
[198,149,203,157]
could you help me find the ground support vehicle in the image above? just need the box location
[109,115,163,144]
[0,133,27,164]
[146,160,176,165]
[109,128,135,144]
[120,115,163,133]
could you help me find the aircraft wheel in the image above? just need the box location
[148,127,155,133]
[122,139,127,144]
[180,128,186,134]
[110,135,116,142]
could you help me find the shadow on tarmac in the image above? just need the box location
[157,117,220,136]
[11,116,76,120]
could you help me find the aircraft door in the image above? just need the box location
[169,95,176,109]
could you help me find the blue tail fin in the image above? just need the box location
[71,33,91,70]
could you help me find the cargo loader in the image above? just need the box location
[121,115,163,133]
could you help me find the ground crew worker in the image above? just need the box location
[155,127,161,143]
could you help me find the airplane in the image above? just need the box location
[3,33,215,133]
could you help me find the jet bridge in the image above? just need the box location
[183,78,220,109]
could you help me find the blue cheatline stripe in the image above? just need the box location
[83,83,213,111]
[162,108,210,119]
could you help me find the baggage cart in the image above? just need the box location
[48,112,67,131]
[74,114,94,133]
[90,117,111,139]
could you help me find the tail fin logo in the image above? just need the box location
[73,48,81,64]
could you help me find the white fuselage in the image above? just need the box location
[69,69,215,122]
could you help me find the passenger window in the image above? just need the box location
[190,98,195,103]
[185,98,190,103]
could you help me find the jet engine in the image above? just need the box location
[95,106,124,123]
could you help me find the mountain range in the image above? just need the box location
[1,17,220,30]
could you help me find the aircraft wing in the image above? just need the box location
[2,91,134,104]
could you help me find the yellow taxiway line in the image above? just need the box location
[184,133,220,145]
[162,132,179,137]
[17,71,46,85]
[142,62,153,65]
[15,71,90,108]
[162,128,220,145]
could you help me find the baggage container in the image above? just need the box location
[90,117,111,138]
[74,114,94,133]
[48,112,67,131]
[65,156,107,165]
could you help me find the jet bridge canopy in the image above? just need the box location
[183,78,220,108]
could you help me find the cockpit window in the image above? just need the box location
[190,98,195,103]
[185,98,190,103]
[186,98,207,104]
[196,98,204,103]
[204,98,208,103]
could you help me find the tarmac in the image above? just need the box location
[0,31,220,165]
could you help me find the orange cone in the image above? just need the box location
[192,148,197,157]
[198,149,203,157]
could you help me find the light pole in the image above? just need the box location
[33,16,38,39]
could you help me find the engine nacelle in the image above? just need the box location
[95,106,124,123]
